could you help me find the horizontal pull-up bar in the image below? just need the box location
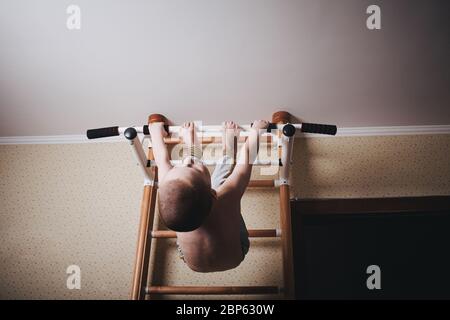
[151,228,280,239]
[86,122,337,140]
[146,285,279,295]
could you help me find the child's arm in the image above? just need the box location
[220,120,269,198]
[149,123,173,180]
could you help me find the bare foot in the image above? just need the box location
[251,120,270,130]
[180,122,196,147]
[222,121,240,159]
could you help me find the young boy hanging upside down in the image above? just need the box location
[149,119,269,272]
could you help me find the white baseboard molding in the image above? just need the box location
[334,125,450,137]
[0,125,449,145]
[0,135,123,145]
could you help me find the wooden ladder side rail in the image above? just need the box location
[130,149,158,300]
[272,111,296,300]
[279,184,294,299]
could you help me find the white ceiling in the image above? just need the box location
[0,0,449,136]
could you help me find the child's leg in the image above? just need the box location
[213,121,250,257]
[238,213,250,256]
[211,121,239,189]
[222,121,238,159]
[180,122,203,162]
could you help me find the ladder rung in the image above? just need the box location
[149,159,279,167]
[146,285,279,295]
[248,180,275,188]
[152,229,280,238]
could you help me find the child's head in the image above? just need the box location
[158,163,215,232]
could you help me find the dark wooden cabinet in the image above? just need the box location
[292,196,450,299]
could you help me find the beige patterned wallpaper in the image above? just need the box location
[0,134,449,299]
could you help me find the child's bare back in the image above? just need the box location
[149,119,269,272]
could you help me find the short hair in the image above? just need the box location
[158,177,212,232]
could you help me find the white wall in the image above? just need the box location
[0,0,449,136]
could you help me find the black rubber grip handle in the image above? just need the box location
[267,123,277,132]
[86,126,120,139]
[301,123,337,135]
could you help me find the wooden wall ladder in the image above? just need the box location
[130,111,295,300]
